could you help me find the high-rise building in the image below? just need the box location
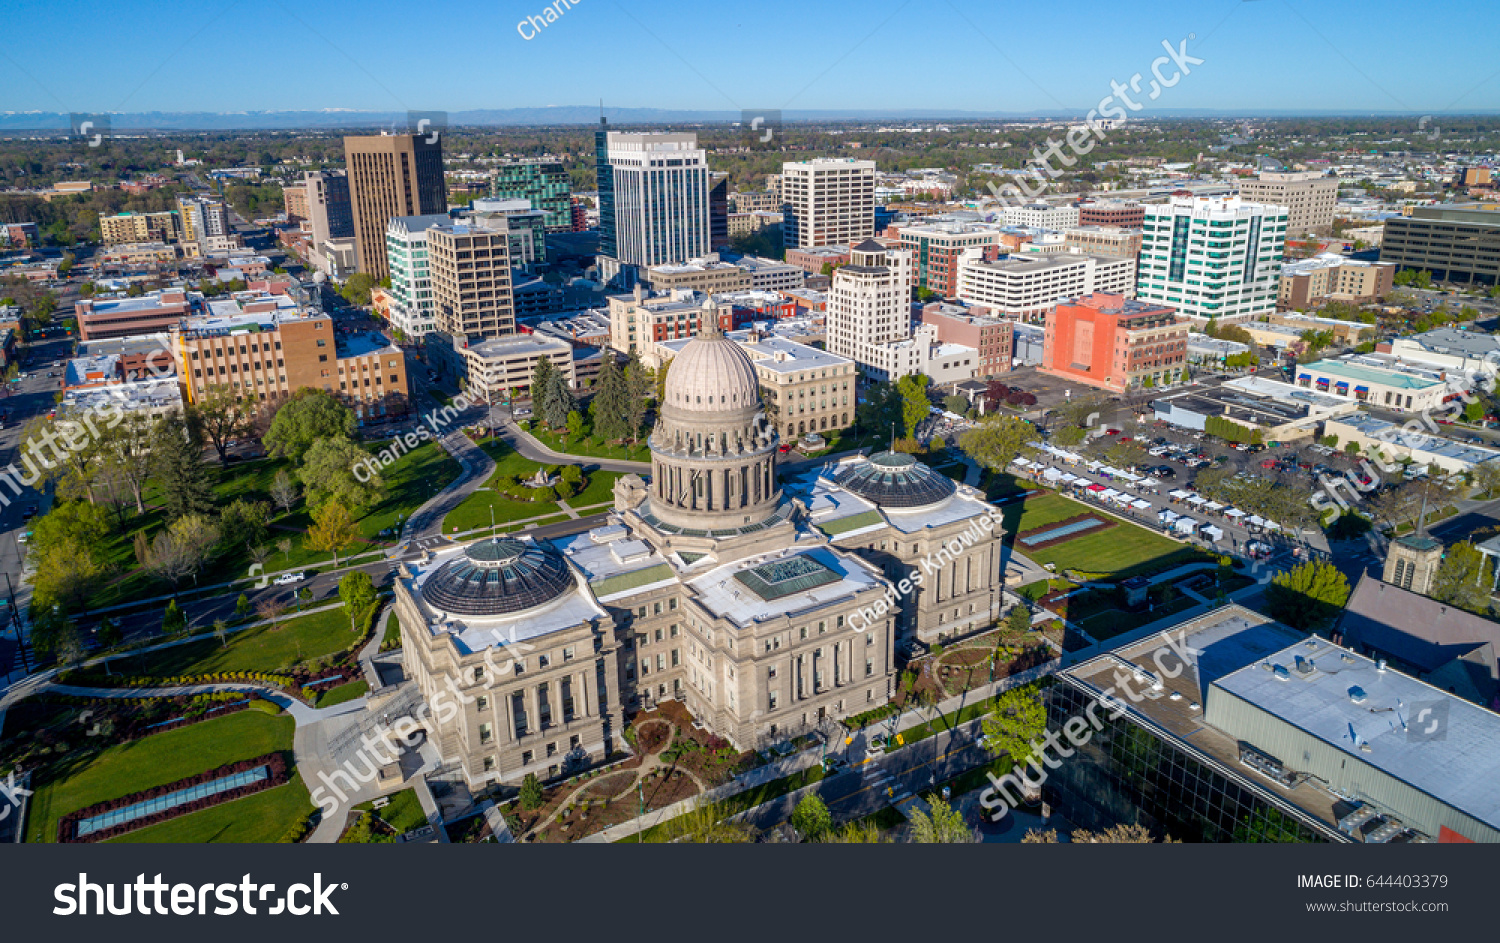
[385,214,452,340]
[826,240,913,373]
[427,219,515,339]
[490,160,572,232]
[956,251,1137,323]
[709,171,730,251]
[1381,205,1500,284]
[890,221,1005,296]
[470,198,547,268]
[594,126,710,283]
[781,158,876,250]
[304,169,354,248]
[343,133,447,283]
[99,211,180,246]
[1136,195,1287,326]
[283,184,309,222]
[1237,170,1338,235]
[1040,293,1187,393]
[176,195,236,255]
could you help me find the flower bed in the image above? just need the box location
[58,752,290,843]
[579,771,637,801]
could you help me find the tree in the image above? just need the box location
[590,356,630,442]
[306,500,358,566]
[270,469,299,515]
[1105,440,1149,470]
[1073,824,1180,843]
[960,415,1034,473]
[99,412,155,514]
[980,686,1047,766]
[95,617,121,648]
[654,356,672,403]
[1265,559,1350,630]
[518,772,544,810]
[151,411,215,520]
[790,795,832,840]
[1056,395,1107,430]
[824,821,890,843]
[257,598,287,628]
[1473,462,1500,499]
[1007,604,1032,635]
[193,385,251,467]
[1052,424,1086,447]
[856,382,904,444]
[213,618,230,648]
[235,593,254,620]
[300,436,384,509]
[531,356,559,428]
[339,570,378,619]
[263,389,356,462]
[219,498,271,551]
[1431,541,1492,615]
[147,513,221,585]
[943,393,970,415]
[564,410,585,442]
[623,351,651,442]
[162,599,188,637]
[896,373,931,439]
[340,272,376,307]
[908,798,975,843]
[277,537,294,562]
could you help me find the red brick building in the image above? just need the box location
[1077,200,1145,229]
[1041,293,1186,392]
[920,302,1013,377]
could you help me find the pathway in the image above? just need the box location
[403,433,496,541]
[497,420,651,474]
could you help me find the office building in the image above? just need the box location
[1136,195,1287,325]
[781,158,877,250]
[1277,253,1395,308]
[957,251,1136,323]
[427,219,516,339]
[642,257,752,294]
[1063,226,1142,259]
[785,245,851,275]
[1048,605,1500,842]
[283,183,309,222]
[920,302,1013,377]
[490,160,572,232]
[826,240,914,373]
[0,222,39,251]
[607,287,732,362]
[1238,170,1339,235]
[735,255,805,292]
[174,288,408,419]
[1002,203,1080,230]
[709,171,730,251]
[384,214,452,340]
[1294,356,1450,413]
[1077,200,1144,229]
[1041,293,1186,392]
[75,288,199,341]
[99,211,180,246]
[470,198,548,268]
[1381,205,1500,284]
[303,169,354,249]
[594,124,710,283]
[1151,374,1355,441]
[427,330,576,405]
[176,195,236,254]
[344,133,447,282]
[891,221,1005,297]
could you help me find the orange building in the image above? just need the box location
[1041,293,1187,393]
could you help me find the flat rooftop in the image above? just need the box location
[686,545,879,629]
[1332,413,1500,466]
[1298,358,1443,390]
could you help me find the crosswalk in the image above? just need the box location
[862,760,911,806]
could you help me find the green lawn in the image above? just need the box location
[1074,594,1200,641]
[109,773,315,844]
[26,711,297,843]
[527,425,651,463]
[570,470,623,507]
[314,679,369,708]
[359,787,427,834]
[443,438,568,532]
[356,440,463,539]
[106,604,363,678]
[624,764,826,843]
[807,426,886,456]
[1002,492,1209,581]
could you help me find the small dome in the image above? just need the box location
[833,451,957,508]
[423,537,575,617]
[665,332,761,414]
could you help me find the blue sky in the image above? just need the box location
[3,0,1498,115]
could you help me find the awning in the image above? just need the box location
[1297,374,1311,382]
[1172,517,1197,533]
[1087,483,1106,492]
[1335,381,1349,390]
[1187,495,1208,505]
[1355,386,1369,393]
[1131,499,1153,510]
[1247,514,1266,527]
[1139,478,1161,487]
[1159,510,1180,523]
[1060,473,1080,483]
[1225,508,1247,518]
[1168,489,1192,500]
[1204,501,1225,511]
[1042,467,1062,481]
[1201,524,1225,540]
[1014,457,1033,467]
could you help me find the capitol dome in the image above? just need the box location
[423,537,575,617]
[664,327,762,414]
[833,451,957,509]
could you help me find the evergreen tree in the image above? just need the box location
[544,367,575,431]
[151,411,216,520]
[592,356,630,442]
[530,357,557,428]
[624,350,651,441]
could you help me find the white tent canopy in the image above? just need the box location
[1201,524,1225,541]
[1168,489,1192,500]
[1172,517,1198,534]
[1225,508,1247,519]
[1131,499,1153,510]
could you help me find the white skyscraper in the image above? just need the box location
[596,131,710,283]
[1137,195,1288,326]
[385,214,452,339]
[781,158,877,250]
[827,240,913,373]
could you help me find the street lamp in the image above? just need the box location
[637,780,646,843]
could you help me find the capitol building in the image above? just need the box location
[394,323,1010,789]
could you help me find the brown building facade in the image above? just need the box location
[426,222,516,339]
[343,134,447,282]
